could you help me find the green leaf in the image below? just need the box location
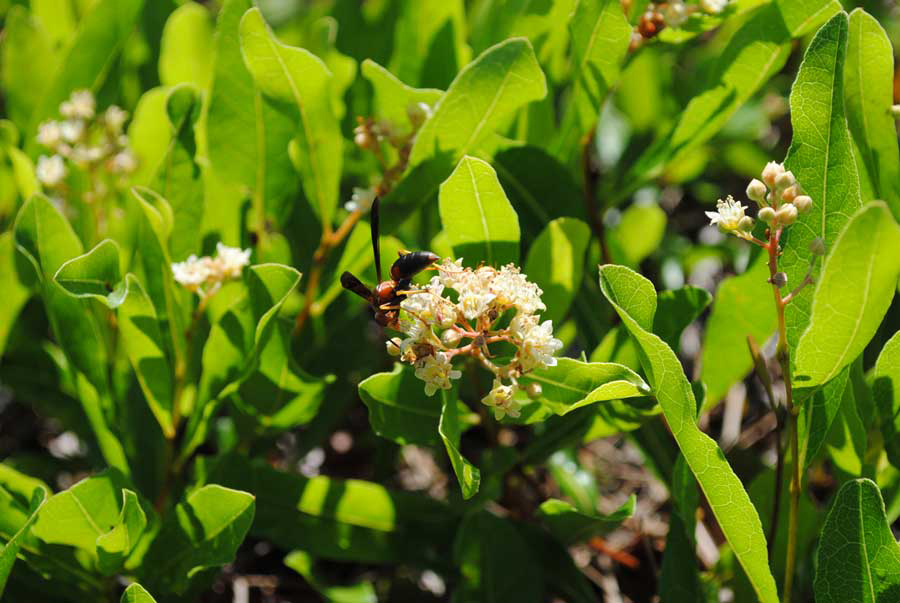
[439,155,521,266]
[154,85,205,261]
[0,233,31,357]
[284,551,376,603]
[359,364,452,446]
[776,0,842,37]
[0,487,46,597]
[622,4,791,192]
[55,241,175,437]
[824,378,867,477]
[31,469,147,573]
[653,285,712,352]
[361,59,442,130]
[121,584,158,603]
[440,390,481,499]
[388,0,469,88]
[701,253,776,408]
[598,264,777,603]
[141,485,254,595]
[159,2,214,89]
[1,7,58,131]
[798,367,849,469]
[874,331,900,469]
[558,0,631,146]
[408,37,547,167]
[453,511,543,603]
[783,12,862,351]
[199,454,456,565]
[129,87,172,186]
[96,490,148,575]
[607,202,667,268]
[844,9,900,218]
[206,0,296,211]
[13,196,128,474]
[537,496,634,545]
[795,203,900,387]
[814,478,900,603]
[239,7,342,227]
[518,357,650,419]
[30,0,145,133]
[524,217,591,325]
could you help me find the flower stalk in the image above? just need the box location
[706,161,821,603]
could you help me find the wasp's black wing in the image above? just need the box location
[340,271,374,302]
[371,196,382,283]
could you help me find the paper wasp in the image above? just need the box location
[340,198,439,328]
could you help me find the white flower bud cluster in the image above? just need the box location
[35,90,137,197]
[708,161,812,239]
[699,0,728,14]
[171,243,251,298]
[387,258,562,419]
[747,161,812,228]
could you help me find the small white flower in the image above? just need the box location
[172,255,212,292]
[71,144,105,164]
[109,150,137,173]
[401,277,457,328]
[59,120,84,144]
[414,352,461,396]
[60,89,95,120]
[481,380,521,420]
[699,0,727,14]
[436,257,466,288]
[213,243,251,280]
[104,105,128,132]
[344,187,376,213]
[36,121,62,148]
[457,286,496,321]
[663,0,688,27]
[490,264,546,314]
[36,155,67,187]
[705,196,749,233]
[512,314,563,371]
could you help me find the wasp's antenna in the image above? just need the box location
[371,196,382,283]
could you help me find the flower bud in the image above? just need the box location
[353,125,373,149]
[776,203,798,225]
[386,338,402,356]
[761,161,784,187]
[746,179,767,203]
[793,195,812,213]
[441,329,462,347]
[525,382,543,399]
[770,272,788,288]
[737,216,754,232]
[775,170,795,191]
[758,207,776,224]
[809,237,826,256]
[780,185,798,203]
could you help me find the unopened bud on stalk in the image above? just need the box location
[525,383,543,399]
[809,237,826,256]
[353,125,373,149]
[737,216,754,232]
[758,207,776,224]
[771,272,788,288]
[775,170,795,191]
[761,161,784,187]
[387,338,403,356]
[776,203,798,225]
[746,178,768,203]
[780,185,798,203]
[407,102,432,128]
[441,329,462,347]
[793,195,812,213]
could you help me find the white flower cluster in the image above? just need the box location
[707,162,813,239]
[171,243,251,298]
[35,90,137,196]
[387,258,562,419]
[659,0,728,28]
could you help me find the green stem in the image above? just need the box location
[766,229,800,603]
